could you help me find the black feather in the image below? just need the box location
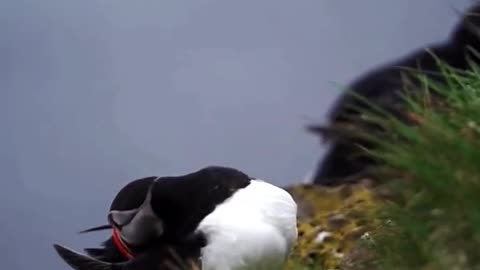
[84,237,126,263]
[78,224,112,234]
[54,244,123,270]
[54,233,205,270]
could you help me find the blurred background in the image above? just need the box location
[0,0,472,269]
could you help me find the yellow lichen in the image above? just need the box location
[283,181,382,270]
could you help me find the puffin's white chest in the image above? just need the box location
[197,179,298,270]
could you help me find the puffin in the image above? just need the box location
[53,166,298,270]
[307,3,480,186]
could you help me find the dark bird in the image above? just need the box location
[53,166,298,270]
[308,3,480,186]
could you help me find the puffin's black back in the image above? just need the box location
[84,166,251,264]
[150,166,251,241]
[310,4,480,185]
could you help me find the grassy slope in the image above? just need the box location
[354,60,480,270]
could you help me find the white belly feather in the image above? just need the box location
[197,179,298,270]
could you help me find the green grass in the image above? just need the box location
[351,57,480,270]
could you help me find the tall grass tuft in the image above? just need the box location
[355,56,480,270]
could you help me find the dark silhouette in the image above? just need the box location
[54,166,250,269]
[309,3,480,186]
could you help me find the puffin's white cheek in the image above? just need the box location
[119,224,145,245]
[120,217,164,245]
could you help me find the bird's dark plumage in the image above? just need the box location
[148,166,251,242]
[83,237,126,263]
[109,176,158,212]
[55,166,297,270]
[54,234,205,270]
[309,3,480,186]
[57,166,255,269]
[79,224,112,234]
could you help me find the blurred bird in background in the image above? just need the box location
[307,2,480,186]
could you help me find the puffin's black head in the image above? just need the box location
[107,176,165,247]
[79,176,165,262]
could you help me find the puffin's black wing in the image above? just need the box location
[83,248,109,259]
[53,244,127,270]
[54,243,195,270]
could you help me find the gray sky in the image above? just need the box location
[1,0,472,269]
